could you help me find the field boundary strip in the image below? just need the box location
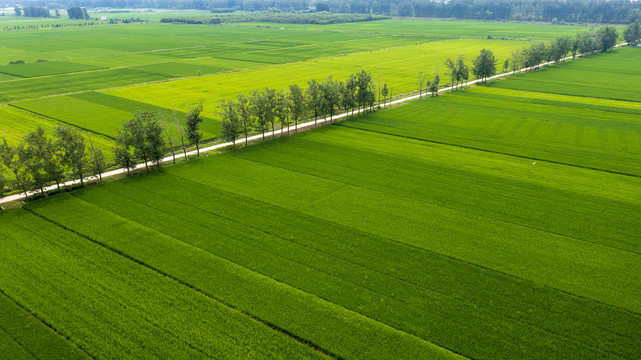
[336,123,641,179]
[0,43,628,205]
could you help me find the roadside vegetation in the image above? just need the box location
[1,22,632,199]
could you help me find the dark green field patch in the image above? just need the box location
[0,61,104,78]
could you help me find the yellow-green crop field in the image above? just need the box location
[0,17,565,165]
[108,38,521,119]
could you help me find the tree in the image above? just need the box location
[288,83,306,131]
[164,127,176,165]
[14,7,21,16]
[88,138,106,182]
[250,88,270,140]
[218,99,240,145]
[44,135,65,192]
[114,127,135,175]
[577,30,597,55]
[340,75,357,118]
[275,91,291,134]
[236,93,252,146]
[445,58,458,89]
[510,48,525,73]
[428,73,440,97]
[262,88,278,138]
[355,69,376,111]
[121,111,165,171]
[185,104,204,155]
[55,125,87,188]
[472,49,497,82]
[381,83,389,108]
[67,7,90,20]
[1,139,32,199]
[624,22,641,45]
[555,35,573,61]
[416,67,427,99]
[146,115,166,167]
[0,170,5,197]
[456,56,469,89]
[320,77,341,122]
[306,79,322,126]
[19,126,50,195]
[524,42,546,68]
[597,26,618,52]
[502,59,510,73]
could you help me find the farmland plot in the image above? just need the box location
[1,22,639,360]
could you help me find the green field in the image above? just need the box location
[1,47,640,359]
[1,18,555,158]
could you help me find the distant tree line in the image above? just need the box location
[160,16,221,24]
[19,6,50,17]
[14,0,641,24]
[217,70,377,146]
[67,7,91,19]
[218,11,389,25]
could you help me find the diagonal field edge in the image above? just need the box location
[164,167,641,320]
[121,172,634,356]
[0,287,97,360]
[22,206,344,360]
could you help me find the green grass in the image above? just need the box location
[0,209,333,360]
[0,291,90,360]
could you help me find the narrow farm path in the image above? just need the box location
[0,44,626,205]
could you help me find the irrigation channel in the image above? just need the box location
[0,45,624,206]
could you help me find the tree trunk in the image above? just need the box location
[56,180,60,192]
[79,173,84,187]
[272,122,275,139]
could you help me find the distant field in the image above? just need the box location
[243,18,589,40]
[108,38,521,120]
[0,18,611,167]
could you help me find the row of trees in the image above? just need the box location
[217,70,377,146]
[498,25,620,77]
[15,6,51,17]
[67,7,91,19]
[113,106,204,174]
[625,22,641,45]
[0,24,629,198]
[0,126,105,199]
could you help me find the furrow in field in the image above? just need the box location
[0,209,333,360]
[26,195,461,360]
